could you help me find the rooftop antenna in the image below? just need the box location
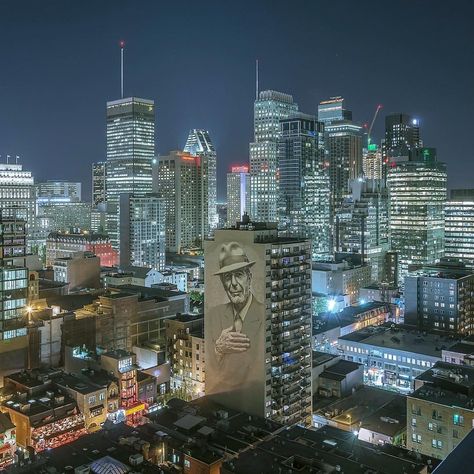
[120,40,125,99]
[6,155,10,164]
[15,155,19,164]
[255,59,259,101]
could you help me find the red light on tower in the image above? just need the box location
[120,40,125,48]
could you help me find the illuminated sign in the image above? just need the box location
[125,403,145,416]
[231,165,249,173]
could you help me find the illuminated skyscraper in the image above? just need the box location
[250,90,298,222]
[363,143,382,179]
[278,113,330,258]
[318,97,363,221]
[92,162,106,206]
[119,193,165,270]
[226,165,250,227]
[0,163,35,238]
[387,147,447,285]
[335,178,389,281]
[105,97,155,250]
[156,151,204,253]
[445,189,474,269]
[184,129,218,236]
[317,96,352,124]
[382,114,422,181]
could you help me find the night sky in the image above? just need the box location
[0,0,473,201]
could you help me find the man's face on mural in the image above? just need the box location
[221,268,251,306]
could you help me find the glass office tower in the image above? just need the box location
[250,90,298,222]
[387,148,447,285]
[105,97,155,250]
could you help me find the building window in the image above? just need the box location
[89,395,96,405]
[453,414,464,426]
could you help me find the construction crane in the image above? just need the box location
[367,104,383,146]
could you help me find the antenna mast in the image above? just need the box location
[120,40,125,99]
[256,59,259,101]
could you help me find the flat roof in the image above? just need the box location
[359,395,407,438]
[339,324,456,358]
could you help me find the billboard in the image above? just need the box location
[204,230,266,417]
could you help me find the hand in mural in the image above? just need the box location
[215,326,250,355]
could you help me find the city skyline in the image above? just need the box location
[1,0,473,201]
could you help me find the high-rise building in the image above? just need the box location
[36,181,82,201]
[0,211,28,342]
[278,113,330,259]
[387,147,447,285]
[445,189,474,269]
[323,120,364,216]
[92,162,106,206]
[405,260,474,335]
[250,90,298,222]
[383,113,421,163]
[119,193,165,270]
[157,151,204,253]
[363,143,382,179]
[226,165,250,227]
[335,178,389,281]
[205,218,312,425]
[105,97,155,250]
[317,96,352,124]
[183,129,218,236]
[0,163,35,238]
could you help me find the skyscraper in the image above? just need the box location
[119,193,165,270]
[318,97,363,221]
[0,211,28,342]
[0,163,35,239]
[363,143,382,179]
[156,151,204,253]
[278,113,330,259]
[383,113,421,162]
[183,129,218,237]
[387,147,447,285]
[36,181,82,201]
[250,90,298,222]
[317,96,352,124]
[205,218,312,425]
[105,97,155,250]
[226,165,250,227]
[92,162,107,206]
[445,189,474,269]
[335,178,389,281]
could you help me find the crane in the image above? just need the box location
[367,104,383,146]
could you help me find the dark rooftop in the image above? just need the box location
[359,395,407,438]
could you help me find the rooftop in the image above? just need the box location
[359,395,407,438]
[224,424,437,474]
[313,386,398,428]
[410,361,474,409]
[339,323,457,358]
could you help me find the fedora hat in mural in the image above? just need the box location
[214,241,256,275]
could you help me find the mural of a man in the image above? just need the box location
[206,241,264,405]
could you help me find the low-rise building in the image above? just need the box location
[54,373,108,432]
[338,324,454,392]
[46,232,118,267]
[222,423,437,474]
[165,313,205,398]
[53,251,100,292]
[313,301,390,352]
[1,370,87,451]
[312,258,371,304]
[0,412,16,469]
[358,395,407,446]
[313,385,398,432]
[408,362,474,460]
